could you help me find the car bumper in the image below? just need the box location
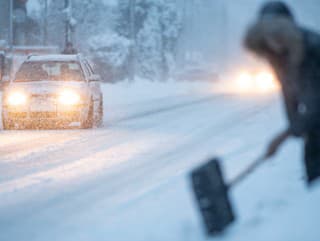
[2,106,87,128]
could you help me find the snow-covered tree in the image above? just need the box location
[136,0,181,80]
[136,3,162,80]
[88,31,131,82]
[116,0,181,81]
[73,0,116,50]
[34,0,181,82]
[159,0,182,78]
[46,1,65,47]
[46,0,115,50]
[117,0,131,38]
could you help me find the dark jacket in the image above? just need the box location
[245,17,320,136]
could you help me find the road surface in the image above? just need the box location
[0,83,280,241]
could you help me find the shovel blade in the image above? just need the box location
[191,158,235,235]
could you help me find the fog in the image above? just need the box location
[176,0,320,73]
[9,0,320,81]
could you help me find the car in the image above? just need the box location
[2,54,103,129]
[234,69,279,93]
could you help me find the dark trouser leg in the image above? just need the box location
[304,132,320,184]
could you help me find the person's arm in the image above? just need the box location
[281,85,306,136]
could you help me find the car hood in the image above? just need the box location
[5,81,88,96]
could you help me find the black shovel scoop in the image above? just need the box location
[190,129,290,235]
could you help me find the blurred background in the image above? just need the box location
[1,0,320,83]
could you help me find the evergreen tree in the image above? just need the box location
[135,0,181,80]
[117,0,131,38]
[45,0,182,81]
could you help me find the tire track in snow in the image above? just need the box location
[107,93,230,125]
[0,95,270,192]
[0,94,238,183]
[0,94,233,171]
[0,131,83,160]
[0,94,224,161]
[0,95,253,191]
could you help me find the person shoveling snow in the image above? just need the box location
[191,2,320,236]
[245,1,320,184]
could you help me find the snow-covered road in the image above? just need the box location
[0,81,317,241]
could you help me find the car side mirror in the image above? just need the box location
[88,74,101,82]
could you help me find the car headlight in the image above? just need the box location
[255,71,278,92]
[58,90,81,105]
[6,92,28,106]
[235,70,279,93]
[236,72,254,91]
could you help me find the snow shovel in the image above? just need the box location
[191,129,290,235]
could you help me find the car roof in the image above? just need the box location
[26,54,80,63]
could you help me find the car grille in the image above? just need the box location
[30,112,57,118]
[31,94,56,98]
[58,111,80,120]
[7,111,80,120]
[8,112,28,119]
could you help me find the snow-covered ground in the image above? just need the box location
[0,80,319,241]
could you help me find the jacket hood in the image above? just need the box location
[259,1,294,20]
[244,16,304,67]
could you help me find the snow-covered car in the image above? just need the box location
[2,54,103,129]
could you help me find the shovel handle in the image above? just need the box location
[228,129,290,189]
[228,156,267,188]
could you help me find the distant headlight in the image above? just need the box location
[58,90,81,105]
[255,71,278,92]
[236,72,254,91]
[235,70,279,93]
[7,92,28,106]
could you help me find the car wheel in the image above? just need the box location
[96,97,103,127]
[81,100,94,129]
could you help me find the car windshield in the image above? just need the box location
[14,61,85,82]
